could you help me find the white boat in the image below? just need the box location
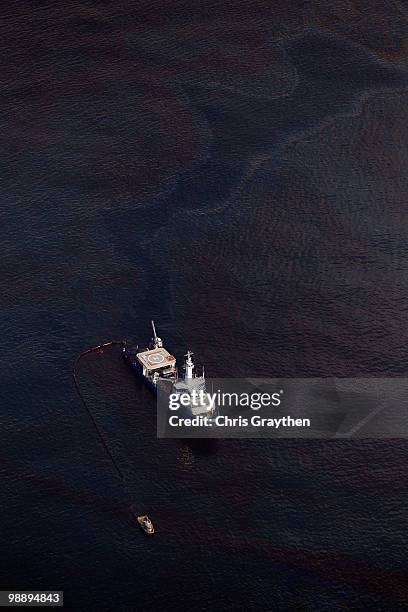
[137,515,154,535]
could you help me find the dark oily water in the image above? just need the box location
[1,3,408,610]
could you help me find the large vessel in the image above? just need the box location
[123,321,216,418]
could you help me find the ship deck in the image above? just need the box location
[136,346,176,370]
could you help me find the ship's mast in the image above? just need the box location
[151,320,162,348]
[184,350,195,379]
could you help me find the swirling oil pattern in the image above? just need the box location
[1,2,408,610]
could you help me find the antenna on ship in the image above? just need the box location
[151,320,162,348]
[184,350,195,379]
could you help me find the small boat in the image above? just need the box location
[137,515,154,535]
